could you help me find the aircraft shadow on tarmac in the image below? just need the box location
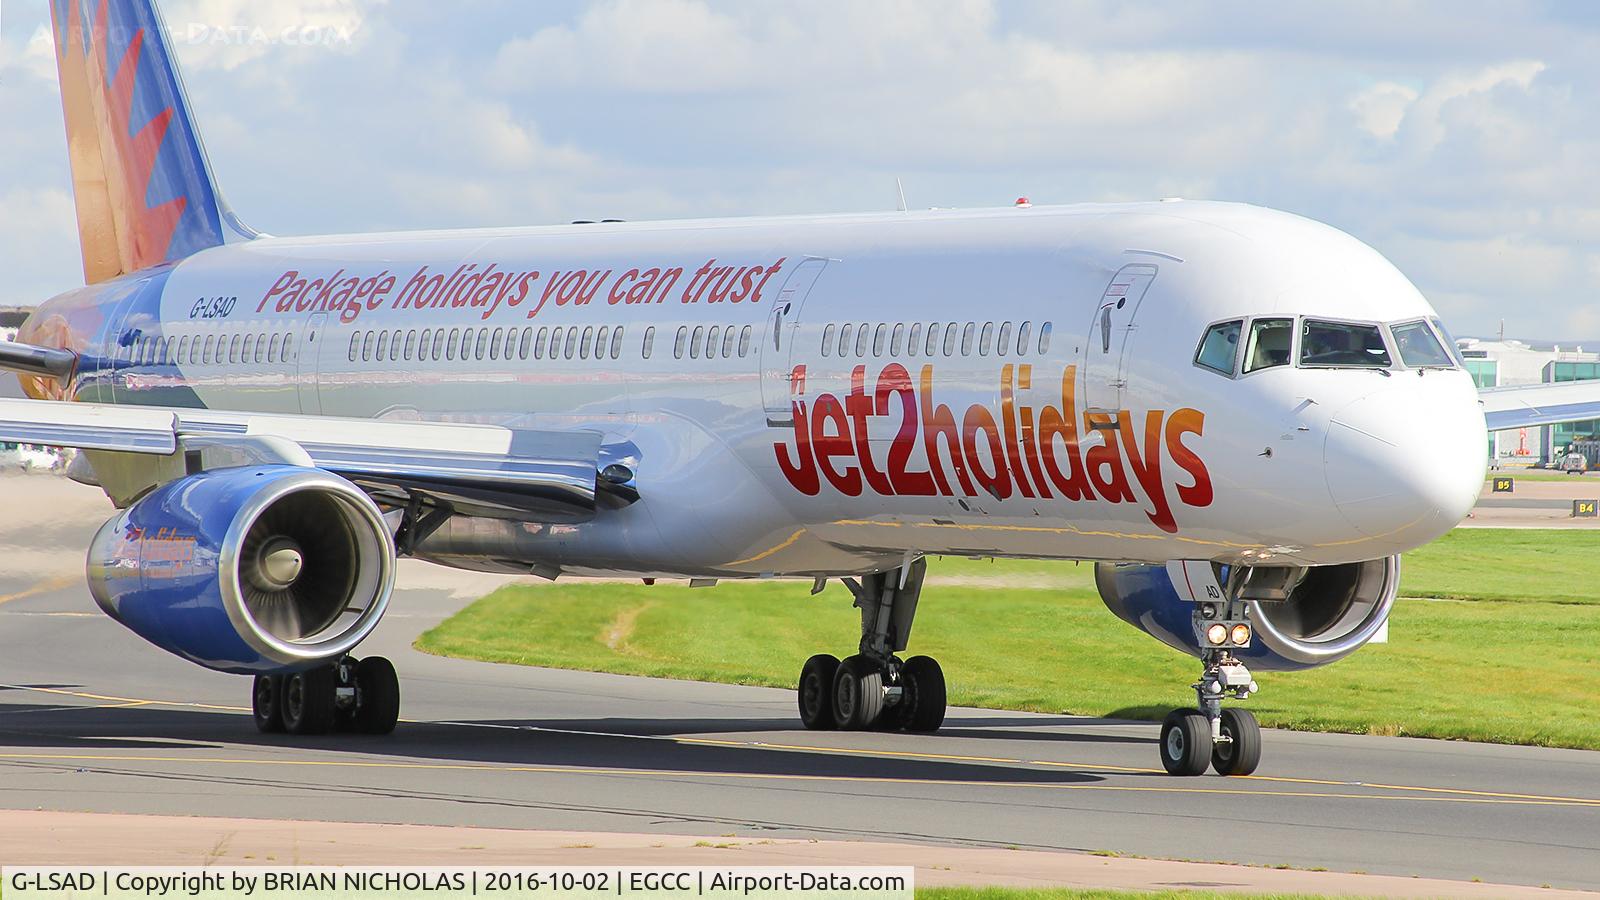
[0,701,1133,786]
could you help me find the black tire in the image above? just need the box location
[251,675,285,733]
[353,656,401,735]
[798,654,840,730]
[899,655,946,733]
[282,666,338,735]
[1159,709,1211,776]
[832,654,884,730]
[1211,707,1262,776]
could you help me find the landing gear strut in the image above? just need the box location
[1159,587,1262,776]
[796,559,946,733]
[251,654,400,736]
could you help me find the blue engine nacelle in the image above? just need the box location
[87,465,396,674]
[1095,558,1399,671]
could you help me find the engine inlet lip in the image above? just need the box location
[218,469,396,666]
[1248,556,1400,665]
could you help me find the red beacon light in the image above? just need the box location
[1014,197,1032,208]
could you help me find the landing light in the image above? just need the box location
[1230,624,1252,646]
[1206,623,1228,646]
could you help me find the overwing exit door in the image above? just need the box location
[296,313,326,414]
[1082,264,1158,419]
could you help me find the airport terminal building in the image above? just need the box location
[1458,338,1600,464]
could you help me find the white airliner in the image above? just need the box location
[3,0,1588,775]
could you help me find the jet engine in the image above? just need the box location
[87,465,395,674]
[1095,558,1399,671]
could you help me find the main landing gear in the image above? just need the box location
[1159,590,1262,777]
[797,558,947,733]
[251,654,400,736]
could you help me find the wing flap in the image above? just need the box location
[0,397,614,518]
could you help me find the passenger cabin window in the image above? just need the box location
[1300,320,1390,368]
[1017,321,1032,356]
[739,325,752,357]
[642,326,655,359]
[1195,320,1242,376]
[1390,320,1453,369]
[720,326,734,358]
[674,326,688,359]
[1038,321,1052,355]
[1243,318,1293,373]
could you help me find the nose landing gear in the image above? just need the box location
[795,559,947,733]
[1160,653,1261,776]
[1160,580,1263,776]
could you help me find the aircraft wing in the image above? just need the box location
[0,395,633,521]
[1479,379,1600,432]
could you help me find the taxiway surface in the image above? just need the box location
[1,474,1597,890]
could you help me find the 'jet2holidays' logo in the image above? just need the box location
[772,363,1213,534]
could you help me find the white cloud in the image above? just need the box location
[0,187,82,304]
[19,23,58,81]
[1349,82,1418,140]
[494,0,757,93]
[1401,59,1546,152]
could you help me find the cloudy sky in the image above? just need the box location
[1,1,1596,338]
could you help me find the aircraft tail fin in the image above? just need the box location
[48,0,255,284]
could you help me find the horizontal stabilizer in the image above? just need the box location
[0,339,76,379]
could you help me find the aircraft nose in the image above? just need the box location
[1323,376,1486,549]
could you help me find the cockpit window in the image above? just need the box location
[1243,318,1293,373]
[1429,317,1466,367]
[1195,320,1242,376]
[1390,320,1453,368]
[1300,320,1391,368]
